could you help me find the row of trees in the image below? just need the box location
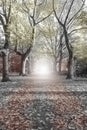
[0,0,86,81]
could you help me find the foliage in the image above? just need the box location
[10,10,33,52]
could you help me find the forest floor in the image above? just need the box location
[0,74,87,130]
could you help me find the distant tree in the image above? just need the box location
[38,17,65,73]
[38,19,59,73]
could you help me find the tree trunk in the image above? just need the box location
[59,34,63,73]
[66,52,73,79]
[59,55,62,73]
[70,57,77,79]
[59,44,63,73]
[1,50,10,82]
[26,58,31,74]
[19,27,34,76]
[1,25,11,82]
[63,26,73,79]
[19,55,26,76]
[53,59,58,74]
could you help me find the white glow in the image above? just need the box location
[34,61,50,76]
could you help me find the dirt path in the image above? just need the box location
[0,75,87,130]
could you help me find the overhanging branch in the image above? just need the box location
[35,11,53,25]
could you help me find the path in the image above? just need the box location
[0,75,87,130]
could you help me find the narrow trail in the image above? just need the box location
[0,75,87,130]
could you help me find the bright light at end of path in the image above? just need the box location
[34,63,50,76]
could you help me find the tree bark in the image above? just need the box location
[26,57,31,74]
[1,26,11,82]
[66,52,73,79]
[19,55,27,76]
[59,55,62,73]
[2,30,11,81]
[1,50,10,82]
[63,26,73,79]
[58,35,63,73]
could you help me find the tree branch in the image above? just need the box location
[7,0,11,23]
[59,0,68,19]
[0,14,4,26]
[67,0,85,26]
[52,0,64,26]
[24,44,32,58]
[64,0,75,25]
[68,27,87,35]
[35,11,53,25]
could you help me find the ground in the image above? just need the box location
[0,74,87,130]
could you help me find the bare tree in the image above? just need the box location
[53,0,85,78]
[0,0,13,81]
[14,0,53,75]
